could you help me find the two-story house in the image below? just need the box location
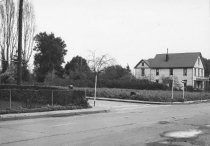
[134,52,209,89]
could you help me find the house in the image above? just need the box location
[134,52,209,89]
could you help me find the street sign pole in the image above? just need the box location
[171,76,174,103]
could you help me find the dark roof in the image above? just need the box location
[135,52,202,69]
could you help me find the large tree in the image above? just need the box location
[65,56,90,75]
[34,32,67,82]
[0,0,17,73]
[0,0,35,83]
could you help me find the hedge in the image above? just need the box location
[76,88,210,102]
[0,85,89,109]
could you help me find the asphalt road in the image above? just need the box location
[0,100,210,146]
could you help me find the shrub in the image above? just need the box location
[185,86,194,92]
[0,85,89,109]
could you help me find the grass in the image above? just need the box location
[0,99,91,114]
[76,87,210,102]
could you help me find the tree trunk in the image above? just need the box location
[17,0,23,85]
[94,73,97,106]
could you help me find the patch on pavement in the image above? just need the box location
[147,129,207,146]
[158,121,170,125]
[162,129,203,139]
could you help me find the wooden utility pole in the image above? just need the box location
[17,0,23,85]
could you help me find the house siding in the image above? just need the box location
[134,54,206,89]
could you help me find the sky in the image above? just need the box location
[31,0,210,71]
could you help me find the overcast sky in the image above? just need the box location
[31,0,210,70]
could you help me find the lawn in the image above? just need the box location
[76,87,210,102]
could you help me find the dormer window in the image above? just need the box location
[142,62,144,66]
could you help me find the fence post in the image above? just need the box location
[9,89,12,110]
[51,90,54,106]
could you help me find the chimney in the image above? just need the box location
[166,48,169,61]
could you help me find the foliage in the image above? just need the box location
[65,56,90,75]
[162,76,181,90]
[0,86,89,111]
[100,65,132,81]
[202,57,210,76]
[33,32,67,82]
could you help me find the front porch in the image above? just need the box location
[194,77,209,90]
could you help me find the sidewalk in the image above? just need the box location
[87,97,208,105]
[0,107,110,121]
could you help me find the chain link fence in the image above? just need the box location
[0,88,87,114]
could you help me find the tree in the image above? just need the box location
[101,65,131,81]
[0,0,35,84]
[202,57,210,76]
[88,50,114,106]
[0,0,17,73]
[22,0,35,64]
[65,56,90,75]
[126,64,131,72]
[34,32,67,82]
[17,0,23,85]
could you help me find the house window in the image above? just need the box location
[141,68,145,76]
[142,62,144,66]
[183,80,187,87]
[156,69,159,76]
[198,69,200,77]
[201,69,203,77]
[156,79,159,83]
[194,68,196,76]
[183,68,187,76]
[169,68,173,75]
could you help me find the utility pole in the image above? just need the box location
[17,0,23,85]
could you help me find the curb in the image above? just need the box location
[87,97,208,105]
[0,109,110,121]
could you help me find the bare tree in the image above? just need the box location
[0,0,17,73]
[88,50,114,106]
[22,0,35,63]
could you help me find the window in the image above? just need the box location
[156,80,159,83]
[142,62,144,66]
[194,68,196,76]
[183,80,187,87]
[169,68,173,75]
[141,68,145,76]
[198,69,200,77]
[156,69,159,76]
[183,68,187,76]
[201,69,203,77]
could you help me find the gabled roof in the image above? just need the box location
[134,59,151,68]
[135,52,202,69]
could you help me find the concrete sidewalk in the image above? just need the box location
[0,107,110,121]
[87,97,208,105]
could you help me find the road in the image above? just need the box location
[0,100,210,146]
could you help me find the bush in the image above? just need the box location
[0,85,89,109]
[185,86,194,92]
